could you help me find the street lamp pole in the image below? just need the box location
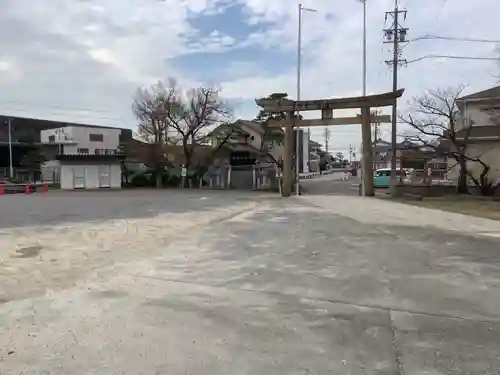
[360,0,367,96]
[357,0,367,195]
[296,3,317,196]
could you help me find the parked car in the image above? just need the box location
[373,168,406,188]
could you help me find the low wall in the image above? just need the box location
[393,184,481,197]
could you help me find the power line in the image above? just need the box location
[0,100,121,115]
[406,54,500,64]
[410,35,500,44]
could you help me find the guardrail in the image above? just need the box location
[0,183,49,195]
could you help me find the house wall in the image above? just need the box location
[40,127,76,145]
[448,96,500,183]
[41,126,122,155]
[240,122,285,163]
[60,163,121,189]
[457,99,500,131]
[240,123,265,150]
[447,142,500,183]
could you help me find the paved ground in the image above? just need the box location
[1,190,500,374]
[300,172,361,196]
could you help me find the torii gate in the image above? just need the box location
[255,89,405,197]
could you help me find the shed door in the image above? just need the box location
[73,167,86,189]
[98,165,111,188]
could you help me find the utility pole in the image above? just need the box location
[356,0,367,195]
[323,126,331,153]
[384,0,407,191]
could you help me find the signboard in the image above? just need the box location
[181,167,187,177]
[321,109,333,119]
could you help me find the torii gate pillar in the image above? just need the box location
[282,111,294,197]
[361,106,374,196]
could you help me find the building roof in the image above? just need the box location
[56,154,125,162]
[309,140,322,148]
[459,85,500,101]
[0,114,132,144]
[0,115,129,131]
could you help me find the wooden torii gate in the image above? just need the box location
[255,89,405,197]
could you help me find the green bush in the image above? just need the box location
[130,173,154,187]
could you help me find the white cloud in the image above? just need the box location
[0,0,499,155]
[223,0,500,152]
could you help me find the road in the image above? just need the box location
[1,190,500,374]
[301,172,361,196]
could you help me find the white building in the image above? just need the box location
[41,125,124,190]
[40,125,122,155]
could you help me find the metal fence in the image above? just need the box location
[204,163,280,190]
[0,167,43,182]
[40,165,61,183]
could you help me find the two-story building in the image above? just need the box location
[40,124,129,190]
[447,85,500,183]
[0,115,131,182]
[40,125,124,156]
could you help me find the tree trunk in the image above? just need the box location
[155,169,163,189]
[457,156,468,194]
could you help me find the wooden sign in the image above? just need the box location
[321,109,333,119]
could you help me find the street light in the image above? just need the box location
[356,0,367,195]
[296,3,317,196]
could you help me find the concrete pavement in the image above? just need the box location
[1,190,500,374]
[300,171,360,196]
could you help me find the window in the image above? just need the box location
[77,148,89,154]
[48,135,55,142]
[95,148,102,155]
[89,133,103,142]
[104,149,116,155]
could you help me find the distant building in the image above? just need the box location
[0,115,131,181]
[40,125,124,156]
[39,124,128,189]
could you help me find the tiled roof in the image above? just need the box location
[459,86,500,100]
[56,153,125,162]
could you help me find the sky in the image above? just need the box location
[0,0,499,156]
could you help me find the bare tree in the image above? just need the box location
[160,80,233,174]
[400,85,499,195]
[400,86,471,193]
[131,80,175,188]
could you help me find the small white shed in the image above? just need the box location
[55,155,123,190]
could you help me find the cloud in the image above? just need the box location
[0,0,499,155]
